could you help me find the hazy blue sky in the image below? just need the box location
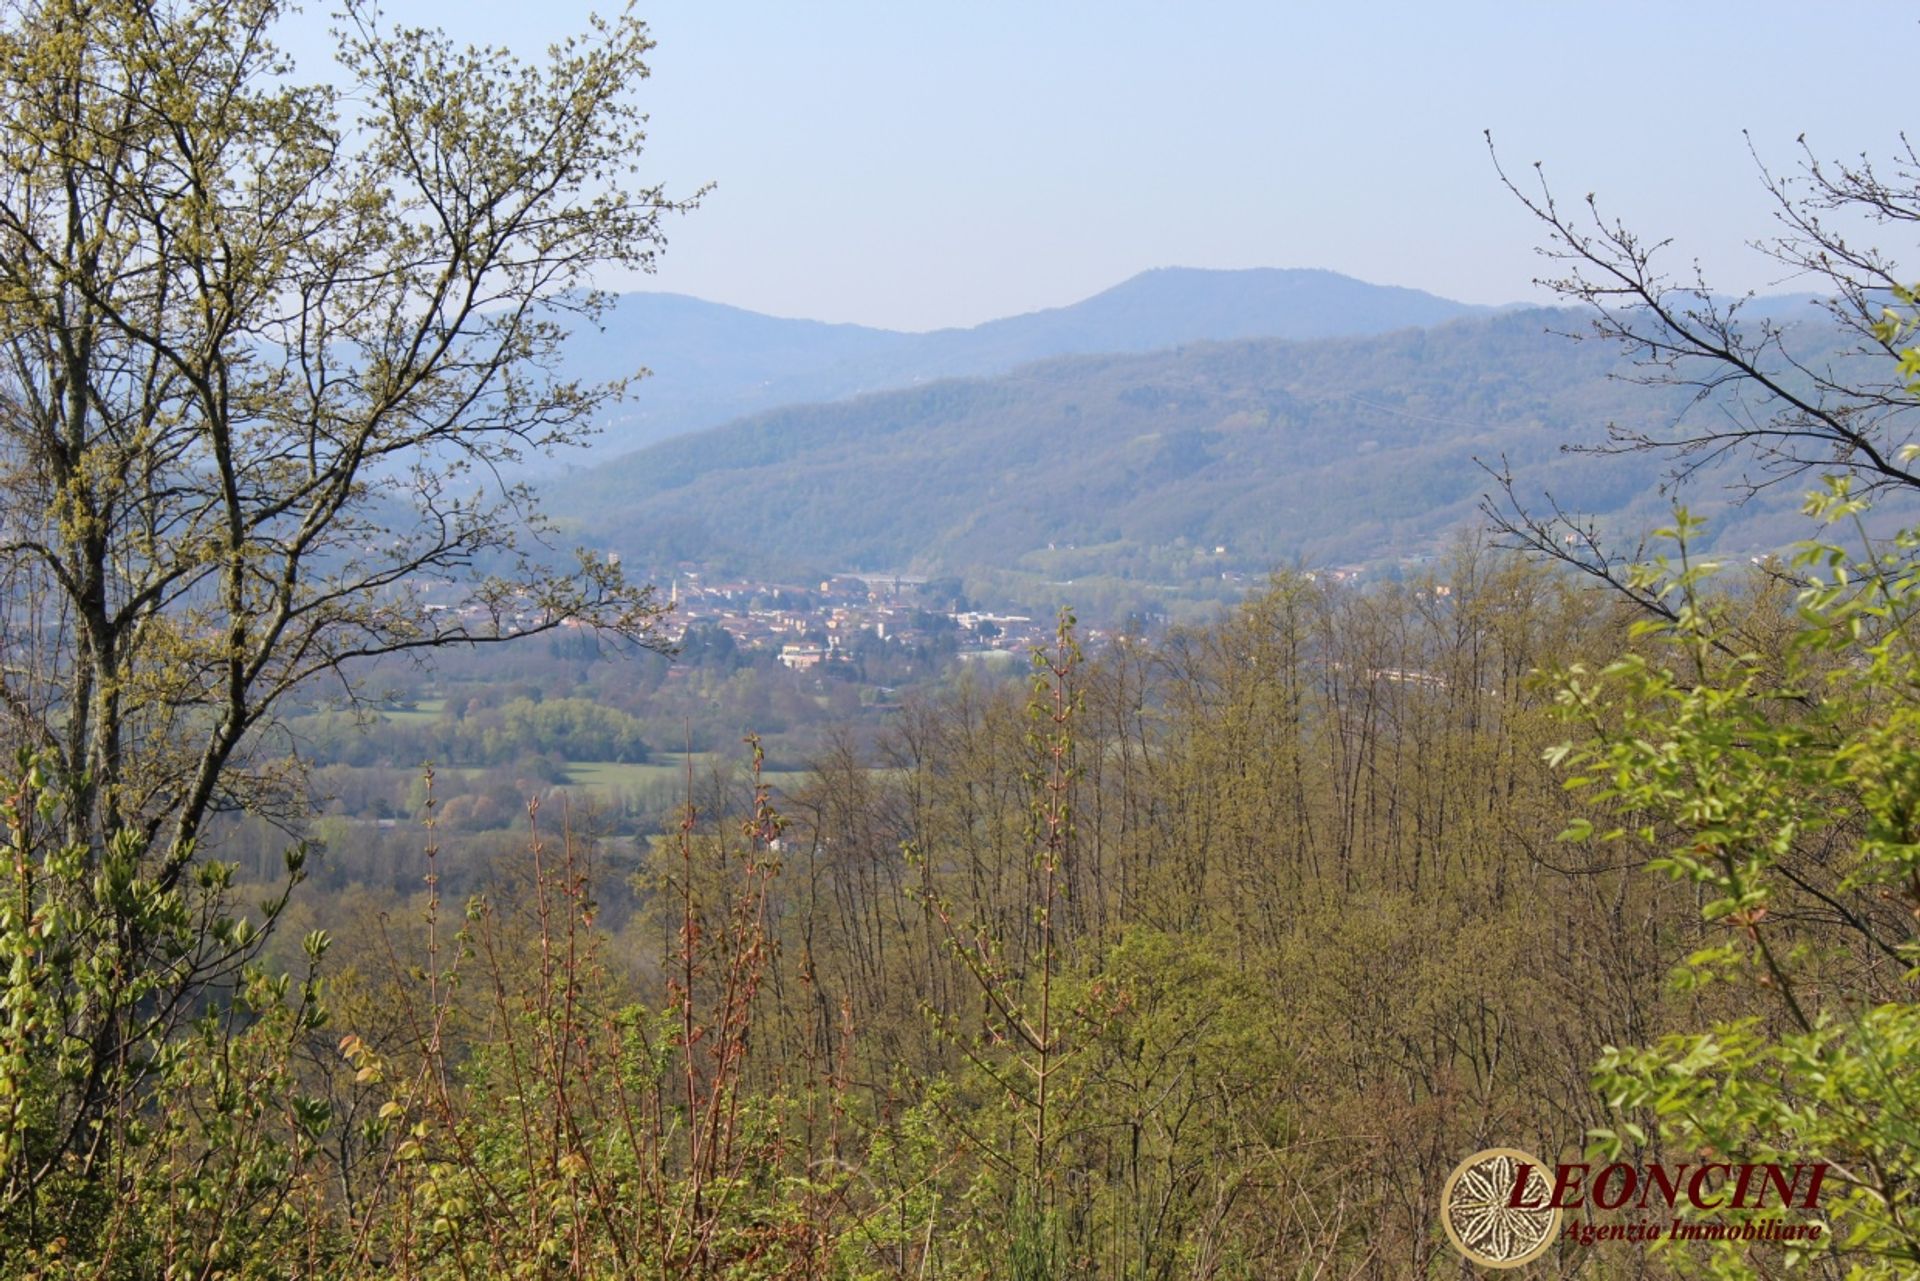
[300,3,1912,331]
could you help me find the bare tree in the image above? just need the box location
[1482,128,1920,594]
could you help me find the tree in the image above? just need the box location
[1486,127,1920,1276]
[0,0,689,1220]
[1482,129,1920,614]
[1554,498,1920,1278]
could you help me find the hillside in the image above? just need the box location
[548,305,1879,593]
[558,267,1490,454]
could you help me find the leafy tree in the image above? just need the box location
[0,753,335,1273]
[0,0,685,858]
[1487,127,1920,1273]
[1554,499,1920,1277]
[0,0,688,1244]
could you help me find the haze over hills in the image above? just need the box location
[560,267,1493,454]
[547,302,1882,603]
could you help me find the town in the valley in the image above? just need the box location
[650,564,1058,669]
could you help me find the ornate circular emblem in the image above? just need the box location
[1441,1147,1562,1269]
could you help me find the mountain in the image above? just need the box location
[546,305,1893,598]
[558,268,1491,455]
[920,265,1490,365]
[556,294,913,453]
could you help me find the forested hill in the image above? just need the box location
[547,304,1857,583]
[558,267,1490,453]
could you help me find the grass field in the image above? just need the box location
[432,754,810,807]
[568,759,713,792]
[377,698,445,726]
[568,757,808,793]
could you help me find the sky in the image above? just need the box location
[292,3,1914,332]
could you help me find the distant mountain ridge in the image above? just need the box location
[937,266,1492,359]
[559,267,1493,455]
[545,302,1889,596]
